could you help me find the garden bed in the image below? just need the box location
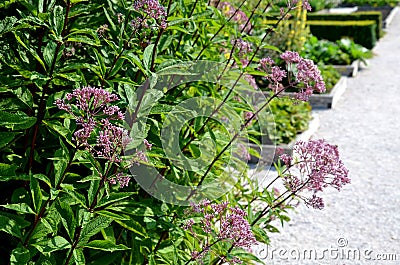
[308,76,348,109]
[280,76,348,109]
[332,60,360,77]
[248,113,320,164]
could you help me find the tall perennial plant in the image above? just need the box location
[0,0,350,264]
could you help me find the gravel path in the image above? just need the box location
[253,10,400,265]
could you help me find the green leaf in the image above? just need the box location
[72,248,85,265]
[0,214,25,238]
[50,5,64,38]
[84,240,129,252]
[1,203,35,215]
[43,120,74,146]
[71,0,89,3]
[252,226,270,244]
[0,16,18,36]
[10,246,30,265]
[93,48,106,77]
[32,236,71,254]
[100,5,115,30]
[95,192,135,209]
[56,201,76,240]
[52,140,70,186]
[13,32,46,71]
[108,58,125,78]
[67,35,101,46]
[166,25,189,34]
[97,210,130,220]
[101,226,115,243]
[143,44,155,71]
[123,52,146,74]
[11,87,34,109]
[114,219,147,237]
[30,174,43,213]
[87,181,99,211]
[33,174,52,188]
[60,184,87,207]
[43,41,58,69]
[230,249,265,264]
[78,216,113,246]
[0,163,18,180]
[0,111,37,130]
[77,174,101,183]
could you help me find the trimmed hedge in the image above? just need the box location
[307,20,377,49]
[307,11,383,39]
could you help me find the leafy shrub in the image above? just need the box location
[0,0,350,264]
[307,19,377,49]
[318,65,342,93]
[301,35,373,65]
[270,98,312,145]
[249,97,312,145]
[307,11,383,39]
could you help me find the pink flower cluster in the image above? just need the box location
[259,51,325,101]
[184,200,257,263]
[279,139,350,209]
[231,39,252,57]
[133,0,167,29]
[55,86,131,164]
[108,172,131,188]
[291,0,312,11]
[218,2,252,33]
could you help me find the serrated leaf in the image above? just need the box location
[32,174,51,188]
[67,35,100,46]
[60,184,87,207]
[95,192,135,209]
[30,174,43,213]
[93,48,106,77]
[76,174,101,183]
[84,240,129,251]
[10,246,30,265]
[13,32,46,71]
[123,52,146,74]
[32,236,71,254]
[56,201,76,240]
[143,44,155,71]
[43,120,74,146]
[78,216,113,246]
[72,248,85,265]
[0,214,23,238]
[53,141,70,186]
[252,226,270,244]
[29,222,50,241]
[0,16,18,36]
[43,41,57,69]
[0,111,37,130]
[1,203,35,215]
[114,219,146,237]
[11,87,34,109]
[108,58,125,78]
[50,5,64,38]
[97,210,130,220]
